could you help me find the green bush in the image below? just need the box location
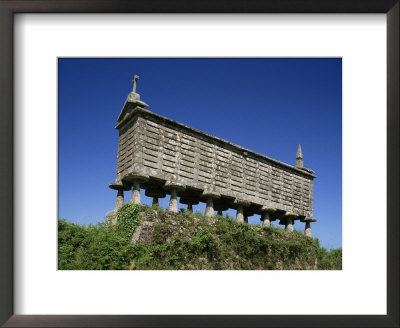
[58,207,342,270]
[317,247,342,270]
[116,203,141,241]
[58,203,142,270]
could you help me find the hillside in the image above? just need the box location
[58,203,342,270]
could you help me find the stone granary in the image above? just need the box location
[107,76,317,237]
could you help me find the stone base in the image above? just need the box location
[106,210,117,224]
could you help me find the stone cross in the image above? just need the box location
[132,75,140,93]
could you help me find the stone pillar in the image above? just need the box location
[261,211,271,227]
[201,191,221,218]
[283,211,298,232]
[115,189,124,211]
[260,206,277,227]
[285,218,294,232]
[236,205,244,223]
[234,199,250,223]
[130,180,141,204]
[164,181,185,213]
[205,197,214,217]
[244,215,248,223]
[168,188,178,213]
[178,195,197,214]
[152,197,159,207]
[145,189,166,208]
[123,174,149,205]
[107,182,131,224]
[187,203,193,213]
[215,204,228,217]
[304,222,312,237]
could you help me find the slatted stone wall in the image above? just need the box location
[115,108,315,218]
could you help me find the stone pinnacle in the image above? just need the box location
[296,144,303,159]
[295,144,304,168]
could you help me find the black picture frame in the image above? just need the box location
[0,1,398,327]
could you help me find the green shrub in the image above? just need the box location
[58,208,341,270]
[317,247,342,270]
[116,203,141,241]
[58,204,141,270]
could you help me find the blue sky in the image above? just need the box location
[58,58,342,249]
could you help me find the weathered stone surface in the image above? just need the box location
[201,190,221,199]
[204,197,214,217]
[284,211,299,219]
[236,205,244,223]
[168,188,178,213]
[304,222,312,237]
[109,182,131,191]
[260,206,277,213]
[106,210,117,224]
[130,208,319,269]
[111,81,316,223]
[114,189,125,211]
[234,199,251,207]
[164,181,185,191]
[301,217,317,223]
[130,181,141,204]
[123,173,149,184]
[261,212,271,227]
[295,144,304,168]
[285,218,294,232]
[145,189,166,198]
[131,207,220,244]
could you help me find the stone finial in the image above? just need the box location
[295,144,304,168]
[132,75,139,93]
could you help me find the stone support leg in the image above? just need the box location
[152,197,159,207]
[236,205,244,223]
[244,216,248,223]
[285,218,294,232]
[114,189,124,211]
[304,222,312,237]
[205,197,214,217]
[130,181,141,204]
[168,188,178,213]
[217,210,223,216]
[261,212,271,227]
[187,203,193,213]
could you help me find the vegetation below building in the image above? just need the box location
[58,203,342,270]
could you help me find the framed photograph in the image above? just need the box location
[0,1,398,327]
